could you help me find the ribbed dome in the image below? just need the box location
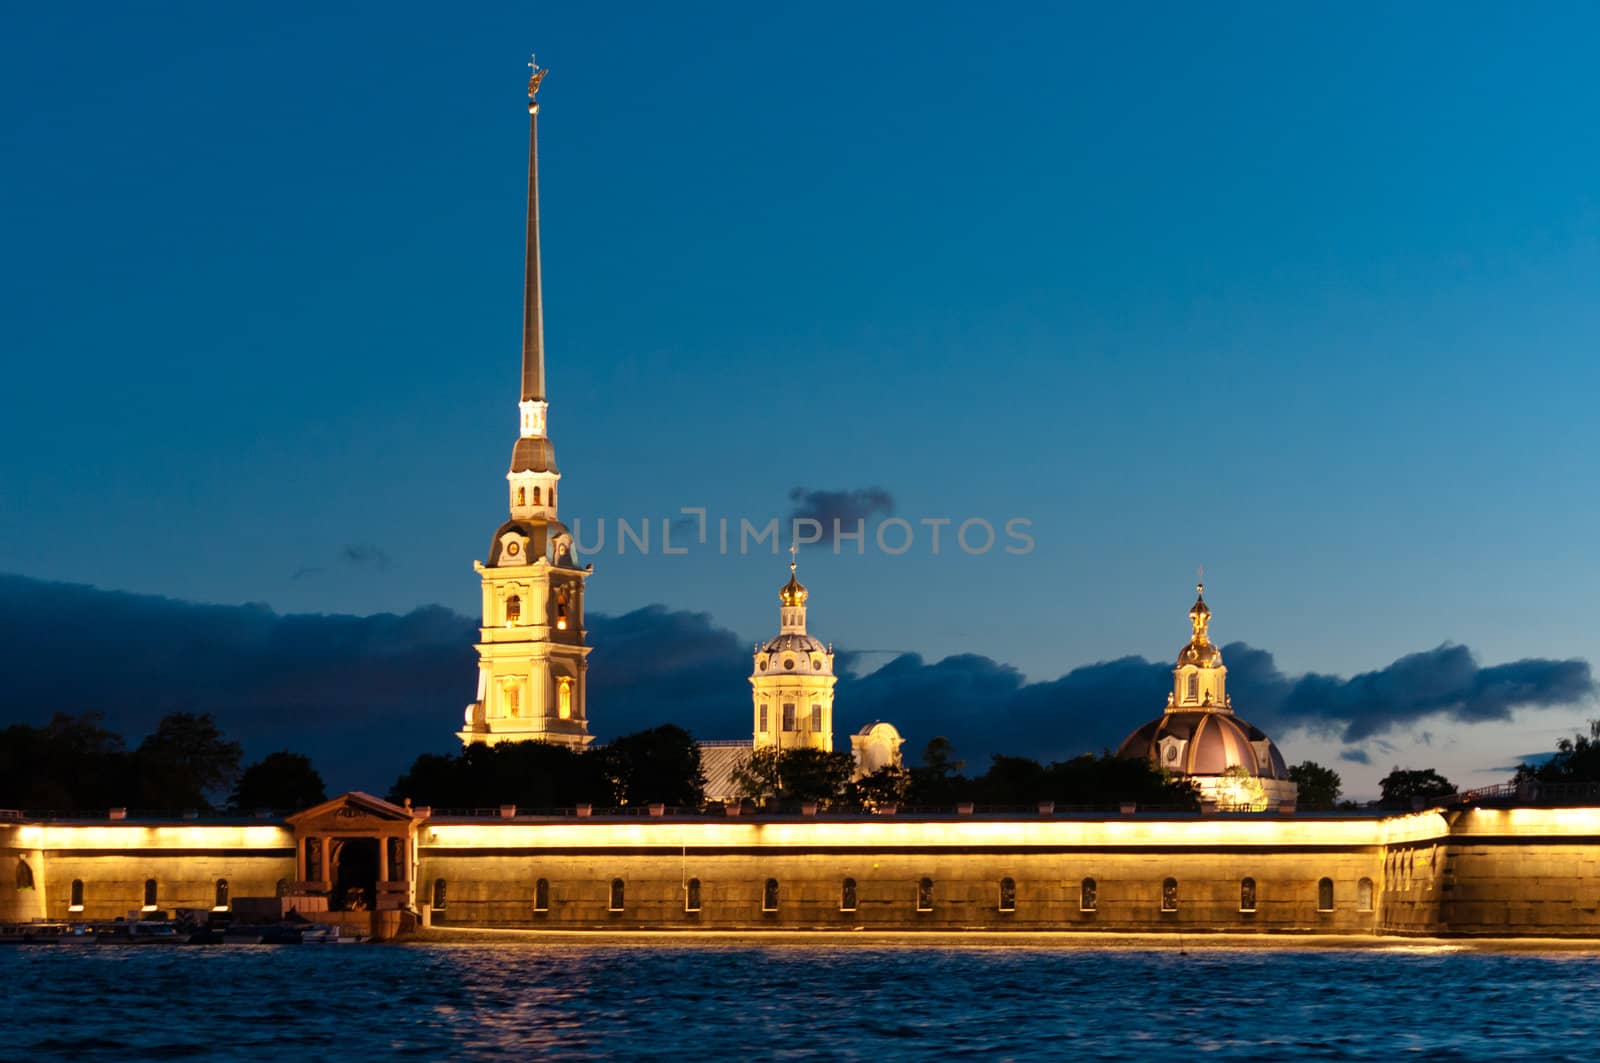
[780,565,808,606]
[1117,711,1288,780]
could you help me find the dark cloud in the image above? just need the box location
[786,487,895,530]
[0,573,1591,795]
[1339,748,1371,765]
[340,543,392,570]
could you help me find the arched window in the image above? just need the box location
[558,677,573,720]
[431,878,447,911]
[763,878,780,912]
[685,877,701,913]
[917,877,934,912]
[609,878,625,912]
[1080,878,1097,912]
[214,879,230,911]
[506,595,521,624]
[840,877,857,912]
[533,486,541,505]
[998,877,1016,912]
[535,878,550,912]
[1161,877,1178,912]
[15,858,34,891]
[143,879,158,912]
[1318,877,1334,912]
[1186,673,1198,701]
[69,879,85,912]
[1240,877,1257,912]
[1358,877,1375,913]
[516,486,526,507]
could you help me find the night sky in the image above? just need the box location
[4,4,1599,798]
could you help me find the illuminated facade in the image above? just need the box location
[750,559,837,752]
[459,59,593,749]
[1117,584,1296,809]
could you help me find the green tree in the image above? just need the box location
[601,724,706,808]
[729,747,782,806]
[1379,767,1456,810]
[731,748,855,808]
[1288,761,1343,809]
[1517,720,1600,784]
[908,736,969,804]
[848,765,910,811]
[229,751,327,812]
[0,714,132,810]
[133,713,243,810]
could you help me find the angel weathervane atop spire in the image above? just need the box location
[528,54,548,98]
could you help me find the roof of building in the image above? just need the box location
[1117,711,1288,780]
[698,741,752,803]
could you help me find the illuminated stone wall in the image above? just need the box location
[3,821,295,922]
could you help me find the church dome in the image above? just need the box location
[510,436,559,474]
[1117,711,1288,780]
[779,565,808,606]
[755,632,831,674]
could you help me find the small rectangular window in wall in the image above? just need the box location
[998,878,1016,912]
[685,878,701,913]
[782,704,796,732]
[1161,877,1178,912]
[917,877,934,912]
[69,879,85,912]
[1080,878,1097,912]
[1318,877,1335,912]
[142,878,158,912]
[609,878,625,912]
[810,705,822,732]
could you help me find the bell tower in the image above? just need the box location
[459,57,594,749]
[749,553,837,751]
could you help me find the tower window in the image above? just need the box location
[917,877,934,912]
[69,879,85,912]
[759,704,768,732]
[810,705,822,732]
[1186,674,1198,702]
[516,487,526,507]
[505,684,520,717]
[1318,877,1335,912]
[998,877,1016,912]
[535,878,550,912]
[840,878,857,912]
[143,878,158,912]
[431,879,447,911]
[782,704,796,732]
[1080,878,1097,912]
[214,879,230,911]
[506,595,521,624]
[533,486,541,505]
[609,878,625,912]
[763,878,779,912]
[1358,877,1374,913]
[1161,877,1178,912]
[558,677,573,720]
[1240,877,1257,913]
[685,877,701,913]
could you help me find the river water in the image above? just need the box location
[7,942,1598,1060]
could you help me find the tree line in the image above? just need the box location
[0,713,326,813]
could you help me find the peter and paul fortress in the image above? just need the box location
[3,59,1599,942]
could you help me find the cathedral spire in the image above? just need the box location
[519,56,549,433]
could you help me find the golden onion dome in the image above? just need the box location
[779,561,808,606]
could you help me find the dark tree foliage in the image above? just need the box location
[229,751,328,812]
[1288,761,1343,809]
[598,724,706,807]
[903,743,1199,810]
[730,748,856,809]
[908,736,966,805]
[133,712,243,811]
[0,714,131,810]
[1516,720,1600,784]
[388,726,708,810]
[847,765,910,811]
[1379,767,1456,810]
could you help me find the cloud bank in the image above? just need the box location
[0,574,1589,792]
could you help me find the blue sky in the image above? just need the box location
[4,3,1599,796]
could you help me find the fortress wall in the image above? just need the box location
[419,815,1387,932]
[1,828,46,922]
[20,822,296,921]
[1432,808,1600,936]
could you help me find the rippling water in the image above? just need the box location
[8,942,1600,1060]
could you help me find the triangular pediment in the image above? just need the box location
[286,791,416,827]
